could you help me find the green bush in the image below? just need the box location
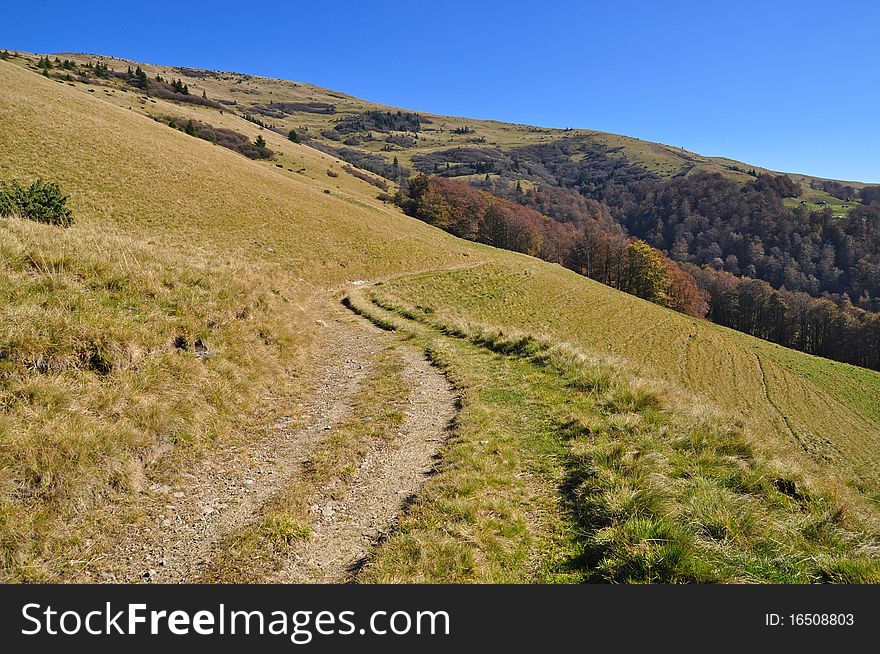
[0,179,74,226]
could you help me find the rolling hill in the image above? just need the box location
[2,52,879,582]
[21,51,870,202]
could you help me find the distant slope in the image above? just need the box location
[378,262,880,499]
[0,58,481,285]
[35,51,869,200]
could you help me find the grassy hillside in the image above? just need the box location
[0,57,480,579]
[377,263,880,503]
[2,55,879,581]
[347,290,880,582]
[14,51,866,205]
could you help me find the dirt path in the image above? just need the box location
[271,346,456,583]
[95,304,455,583]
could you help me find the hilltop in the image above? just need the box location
[1,52,879,583]
[35,51,872,202]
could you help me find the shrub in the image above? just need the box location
[0,179,73,226]
[164,116,273,160]
[335,110,427,134]
[341,164,389,191]
[386,134,416,148]
[308,142,406,181]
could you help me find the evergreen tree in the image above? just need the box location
[134,66,148,89]
[287,129,299,143]
[255,134,267,149]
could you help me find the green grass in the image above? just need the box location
[347,298,583,583]
[376,263,880,510]
[351,291,880,583]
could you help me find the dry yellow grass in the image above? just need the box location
[0,60,481,287]
[0,58,483,580]
[0,216,309,580]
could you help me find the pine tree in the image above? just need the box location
[287,129,299,143]
[255,134,267,149]
[134,66,148,89]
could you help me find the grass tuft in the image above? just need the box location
[353,292,880,583]
[0,217,308,581]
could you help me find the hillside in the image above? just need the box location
[19,51,868,200]
[2,54,880,582]
[17,51,880,326]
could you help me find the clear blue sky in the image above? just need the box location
[3,1,878,182]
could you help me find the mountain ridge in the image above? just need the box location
[27,50,871,194]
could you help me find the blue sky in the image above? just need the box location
[2,1,878,181]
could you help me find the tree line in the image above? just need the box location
[413,138,880,314]
[397,176,709,317]
[686,265,880,370]
[397,174,880,371]
[601,171,880,312]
